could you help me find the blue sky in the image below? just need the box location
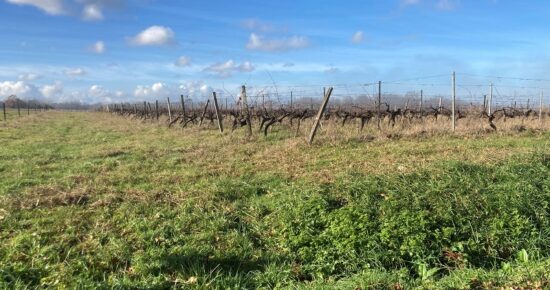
[1,0,550,104]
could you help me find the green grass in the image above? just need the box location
[1,112,549,289]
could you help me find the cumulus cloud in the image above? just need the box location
[204,59,255,77]
[175,56,191,67]
[246,33,309,52]
[83,85,121,103]
[82,4,103,21]
[352,31,364,44]
[6,0,65,15]
[179,81,213,98]
[18,73,41,81]
[89,40,105,54]
[134,82,168,98]
[129,26,175,46]
[65,68,87,77]
[0,80,38,99]
[40,81,63,99]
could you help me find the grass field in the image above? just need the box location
[1,111,549,289]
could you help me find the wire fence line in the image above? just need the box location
[108,72,547,114]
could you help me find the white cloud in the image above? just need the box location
[175,56,191,67]
[0,80,38,99]
[40,81,63,99]
[246,33,309,52]
[90,41,105,54]
[134,82,169,98]
[82,4,103,21]
[18,73,41,81]
[238,61,254,72]
[85,85,120,103]
[352,31,364,44]
[65,68,87,77]
[129,26,175,46]
[204,59,255,77]
[151,82,164,92]
[179,81,213,98]
[88,85,106,97]
[6,0,65,15]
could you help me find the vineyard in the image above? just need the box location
[105,79,550,143]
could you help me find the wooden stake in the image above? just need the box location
[290,91,293,110]
[212,92,224,133]
[540,91,544,124]
[488,83,493,115]
[143,101,147,119]
[155,100,159,120]
[17,100,20,117]
[2,102,6,121]
[241,85,253,137]
[377,81,382,130]
[419,90,423,116]
[180,95,186,120]
[167,97,173,123]
[307,87,333,145]
[199,99,210,126]
[451,72,456,132]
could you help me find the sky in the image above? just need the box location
[1,0,550,104]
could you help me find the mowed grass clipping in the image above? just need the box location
[0,111,549,289]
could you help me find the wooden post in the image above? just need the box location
[290,91,293,110]
[134,104,137,115]
[451,72,456,132]
[307,87,333,145]
[419,90,423,116]
[527,98,530,110]
[180,95,186,119]
[167,97,173,123]
[488,83,493,115]
[27,102,30,115]
[199,99,210,126]
[2,102,5,121]
[17,100,20,117]
[212,92,224,133]
[155,100,159,120]
[540,91,544,124]
[241,85,252,137]
[377,81,382,130]
[143,101,147,119]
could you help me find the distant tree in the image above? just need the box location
[3,95,27,108]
